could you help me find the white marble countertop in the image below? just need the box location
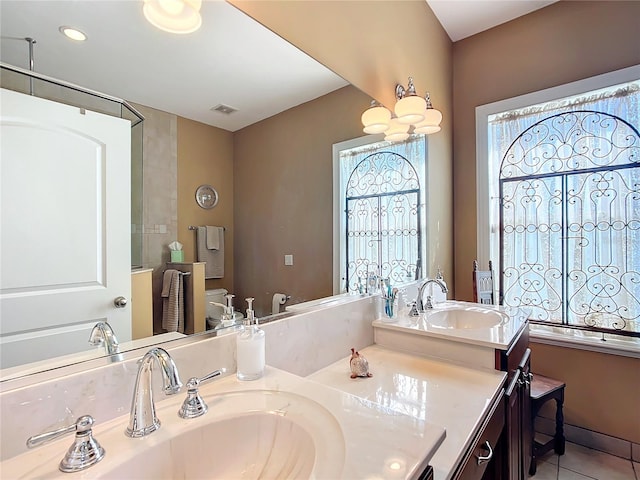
[1,366,446,480]
[373,300,528,350]
[308,344,507,480]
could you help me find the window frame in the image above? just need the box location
[333,135,428,294]
[475,64,640,272]
[475,64,640,353]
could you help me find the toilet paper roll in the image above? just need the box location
[272,293,288,315]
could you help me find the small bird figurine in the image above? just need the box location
[349,348,372,379]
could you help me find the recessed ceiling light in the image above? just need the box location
[59,26,87,42]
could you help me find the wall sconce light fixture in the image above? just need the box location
[361,77,443,141]
[361,101,392,135]
[143,0,202,34]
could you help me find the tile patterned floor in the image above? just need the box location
[530,441,639,480]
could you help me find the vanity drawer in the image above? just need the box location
[454,390,505,480]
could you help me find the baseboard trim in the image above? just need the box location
[535,416,640,461]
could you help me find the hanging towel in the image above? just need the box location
[162,269,184,333]
[206,226,222,250]
[197,226,224,279]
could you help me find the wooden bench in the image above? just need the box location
[529,374,566,475]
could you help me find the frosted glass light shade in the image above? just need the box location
[394,95,426,125]
[361,104,391,134]
[413,106,443,134]
[143,0,202,34]
[413,124,441,134]
[423,107,443,126]
[384,118,410,142]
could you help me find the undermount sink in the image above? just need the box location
[100,390,345,480]
[106,412,316,479]
[1,388,346,480]
[373,300,529,368]
[425,307,506,329]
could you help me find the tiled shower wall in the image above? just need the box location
[132,103,178,332]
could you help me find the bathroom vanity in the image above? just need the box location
[371,300,531,479]
[0,294,529,480]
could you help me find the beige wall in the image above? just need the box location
[452,1,640,443]
[233,85,370,316]
[176,117,235,294]
[452,0,640,301]
[531,343,640,444]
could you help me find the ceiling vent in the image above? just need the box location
[211,104,238,115]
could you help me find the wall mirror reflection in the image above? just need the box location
[0,0,384,380]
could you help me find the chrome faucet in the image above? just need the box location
[125,347,182,438]
[88,321,120,355]
[410,278,449,316]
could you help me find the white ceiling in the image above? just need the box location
[427,0,557,42]
[1,1,556,131]
[0,1,348,131]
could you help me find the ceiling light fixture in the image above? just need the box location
[59,26,87,42]
[361,77,443,141]
[143,0,202,34]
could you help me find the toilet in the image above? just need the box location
[205,288,244,329]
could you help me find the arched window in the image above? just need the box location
[499,110,640,335]
[345,151,422,291]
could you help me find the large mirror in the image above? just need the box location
[0,0,373,380]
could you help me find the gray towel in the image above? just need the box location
[162,269,184,333]
[197,226,224,279]
[206,226,222,250]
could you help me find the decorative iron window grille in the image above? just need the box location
[499,110,640,337]
[345,151,422,291]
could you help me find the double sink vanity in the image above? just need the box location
[0,284,529,480]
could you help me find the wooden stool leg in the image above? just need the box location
[529,454,537,476]
[529,403,541,475]
[554,396,565,455]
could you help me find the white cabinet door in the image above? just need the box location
[0,88,131,368]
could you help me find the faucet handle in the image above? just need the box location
[27,415,105,473]
[178,368,226,419]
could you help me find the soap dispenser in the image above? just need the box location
[236,297,265,381]
[221,294,236,327]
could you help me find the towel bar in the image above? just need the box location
[163,270,191,276]
[188,225,225,231]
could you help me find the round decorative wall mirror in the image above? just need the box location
[195,184,219,209]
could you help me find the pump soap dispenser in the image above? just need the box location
[236,297,265,381]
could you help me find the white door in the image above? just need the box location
[0,88,131,368]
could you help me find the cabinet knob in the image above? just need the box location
[476,440,494,465]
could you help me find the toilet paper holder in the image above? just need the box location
[272,293,291,315]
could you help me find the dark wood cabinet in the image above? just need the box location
[452,389,505,480]
[504,348,531,480]
[433,325,532,480]
[491,326,533,480]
